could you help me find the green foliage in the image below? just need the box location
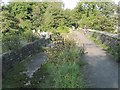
[43,2,70,30]
[29,36,86,88]
[1,2,118,39]
[1,2,71,52]
[19,20,32,30]
[106,44,120,62]
[22,30,38,42]
[2,59,28,88]
[1,9,19,34]
[57,26,69,33]
[2,34,21,53]
[73,2,118,33]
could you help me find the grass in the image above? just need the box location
[2,33,87,88]
[2,58,29,88]
[29,39,87,88]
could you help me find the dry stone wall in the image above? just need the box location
[88,29,120,61]
[2,38,50,74]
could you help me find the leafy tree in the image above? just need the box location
[73,2,117,32]
[43,2,69,30]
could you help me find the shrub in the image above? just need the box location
[22,30,38,42]
[2,58,29,88]
[2,34,21,53]
[57,26,69,33]
[107,44,120,62]
[30,36,86,88]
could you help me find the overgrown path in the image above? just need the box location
[72,30,118,88]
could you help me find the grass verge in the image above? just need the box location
[29,39,87,88]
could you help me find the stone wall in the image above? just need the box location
[88,29,120,61]
[2,38,50,74]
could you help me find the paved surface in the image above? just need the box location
[72,31,118,88]
[25,52,47,78]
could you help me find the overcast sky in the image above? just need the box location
[1,0,120,10]
[62,0,119,9]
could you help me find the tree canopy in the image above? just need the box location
[1,2,118,35]
[72,2,118,32]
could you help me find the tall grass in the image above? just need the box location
[30,39,86,88]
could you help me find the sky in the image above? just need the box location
[62,0,79,10]
[62,0,120,9]
[1,0,120,10]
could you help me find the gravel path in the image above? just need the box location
[73,30,118,88]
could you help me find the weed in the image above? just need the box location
[30,37,87,88]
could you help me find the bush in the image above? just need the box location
[22,30,38,42]
[57,26,69,33]
[2,34,21,53]
[2,58,29,88]
[30,37,86,88]
[107,44,120,62]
